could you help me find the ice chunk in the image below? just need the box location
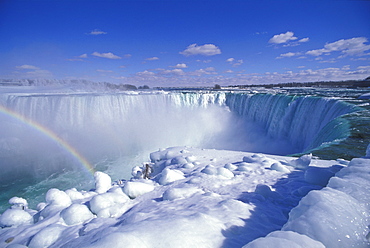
[9,197,28,209]
[185,155,197,163]
[94,171,112,194]
[122,181,155,199]
[201,165,217,175]
[159,168,185,185]
[271,162,290,173]
[0,208,33,227]
[61,204,94,225]
[28,224,65,248]
[217,167,234,178]
[289,154,312,169]
[366,143,370,158]
[163,186,203,201]
[171,156,187,165]
[45,188,72,207]
[243,154,264,163]
[65,188,85,201]
[224,163,238,171]
[89,192,130,216]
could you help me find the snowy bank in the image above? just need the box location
[0,147,369,247]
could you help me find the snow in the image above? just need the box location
[60,204,93,225]
[0,146,369,247]
[0,209,33,228]
[122,181,155,199]
[94,171,112,194]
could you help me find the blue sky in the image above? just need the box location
[0,0,369,87]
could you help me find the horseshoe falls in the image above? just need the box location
[0,88,369,212]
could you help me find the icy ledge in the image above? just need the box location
[0,147,369,248]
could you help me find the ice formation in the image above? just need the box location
[0,146,369,247]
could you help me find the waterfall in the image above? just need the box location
[225,93,356,152]
[0,91,357,183]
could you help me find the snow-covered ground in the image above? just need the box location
[0,146,369,248]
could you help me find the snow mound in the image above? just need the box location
[45,188,72,207]
[61,204,93,225]
[122,181,155,199]
[282,158,370,247]
[0,208,33,227]
[270,162,290,173]
[94,171,112,194]
[289,154,312,169]
[9,197,28,209]
[89,191,130,217]
[73,213,226,248]
[28,224,66,248]
[163,185,204,201]
[159,168,185,185]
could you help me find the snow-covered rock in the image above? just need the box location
[163,186,204,201]
[158,168,185,185]
[9,197,28,209]
[61,204,94,225]
[89,192,130,217]
[122,181,155,199]
[45,188,72,207]
[94,171,112,194]
[0,208,33,227]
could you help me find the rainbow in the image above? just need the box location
[0,105,95,176]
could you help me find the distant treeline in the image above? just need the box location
[229,76,370,89]
[0,79,150,91]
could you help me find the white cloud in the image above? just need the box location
[92,52,121,59]
[97,69,113,73]
[16,65,40,70]
[171,63,188,68]
[136,70,156,76]
[277,52,301,59]
[299,38,309,43]
[87,29,107,35]
[145,57,159,61]
[281,52,298,57]
[14,65,52,78]
[196,59,212,63]
[67,54,88,61]
[306,37,370,57]
[226,58,243,67]
[269,31,298,44]
[180,44,221,56]
[159,69,185,76]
